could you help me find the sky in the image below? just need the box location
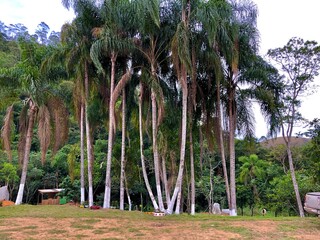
[253,0,320,138]
[0,0,75,33]
[0,0,320,138]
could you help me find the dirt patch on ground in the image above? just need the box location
[0,217,319,239]
[0,217,240,240]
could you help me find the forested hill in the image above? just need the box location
[0,21,60,45]
[260,137,310,149]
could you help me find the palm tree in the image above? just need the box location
[119,89,126,210]
[80,102,85,204]
[213,0,259,216]
[137,81,160,211]
[1,38,68,205]
[239,154,268,199]
[61,0,103,207]
[196,0,234,209]
[238,154,269,216]
[133,0,167,211]
[166,0,192,215]
[90,0,134,209]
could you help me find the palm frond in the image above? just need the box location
[37,105,51,164]
[73,75,85,124]
[1,105,14,161]
[90,38,105,75]
[18,105,29,165]
[171,22,192,78]
[236,90,255,138]
[47,97,69,155]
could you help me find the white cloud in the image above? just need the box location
[0,0,75,33]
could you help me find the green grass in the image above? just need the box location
[127,227,140,233]
[0,232,10,240]
[24,231,39,236]
[21,225,38,230]
[0,205,153,220]
[278,224,299,232]
[47,229,68,235]
[75,234,89,239]
[201,222,253,238]
[217,225,252,238]
[70,222,93,229]
[92,229,108,234]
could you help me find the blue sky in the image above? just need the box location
[1,0,320,138]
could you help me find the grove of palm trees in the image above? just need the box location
[1,0,320,219]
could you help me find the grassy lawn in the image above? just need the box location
[0,205,319,239]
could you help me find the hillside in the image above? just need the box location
[260,137,310,148]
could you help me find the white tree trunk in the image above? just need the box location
[120,90,126,210]
[166,84,188,214]
[209,159,213,213]
[85,62,94,207]
[80,103,85,204]
[151,91,164,212]
[229,87,237,216]
[189,129,195,215]
[124,171,132,211]
[216,80,230,209]
[85,107,94,207]
[138,83,159,211]
[104,53,116,208]
[15,103,36,205]
[175,189,182,214]
[161,155,171,207]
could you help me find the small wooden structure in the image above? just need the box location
[38,188,64,205]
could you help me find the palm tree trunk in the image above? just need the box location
[80,103,85,204]
[85,62,94,207]
[124,171,132,211]
[286,141,305,217]
[199,127,203,173]
[151,90,164,212]
[229,86,237,216]
[162,155,171,207]
[166,83,188,214]
[216,79,231,209]
[138,83,159,211]
[120,89,126,210]
[15,102,37,205]
[175,188,183,214]
[104,52,117,208]
[167,0,190,215]
[189,128,195,215]
[209,159,213,213]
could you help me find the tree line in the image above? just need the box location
[0,0,320,217]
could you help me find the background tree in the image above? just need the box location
[238,154,269,216]
[0,162,18,199]
[267,37,320,217]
